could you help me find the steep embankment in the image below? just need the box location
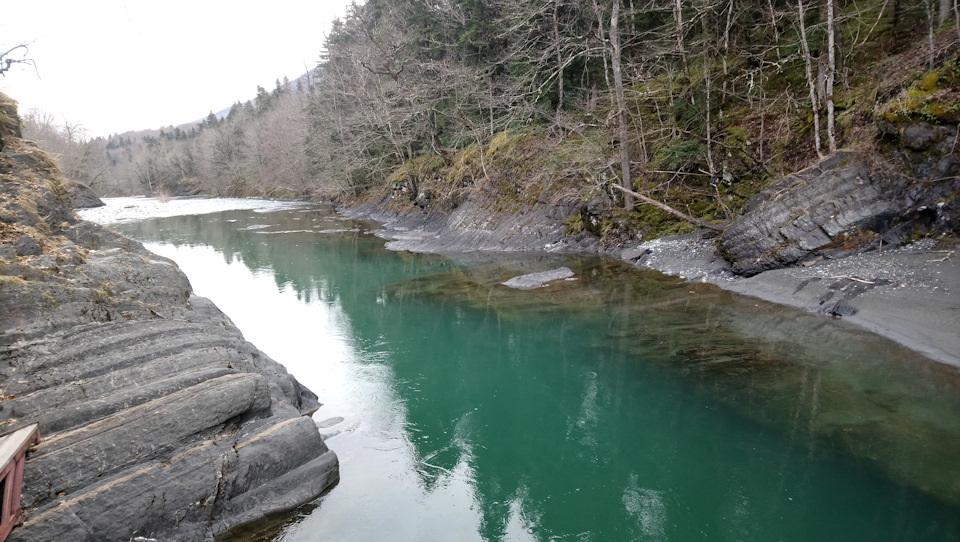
[0,95,338,540]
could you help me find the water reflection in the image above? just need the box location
[622,475,667,542]
[444,262,960,516]
[113,203,960,542]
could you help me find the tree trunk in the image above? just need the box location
[554,0,564,120]
[940,0,952,25]
[925,0,937,68]
[768,0,782,59]
[955,0,959,37]
[674,0,691,83]
[592,0,611,90]
[798,0,824,157]
[953,0,960,37]
[723,0,734,101]
[826,0,837,153]
[705,58,716,176]
[610,1,634,210]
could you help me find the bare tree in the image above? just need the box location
[207,122,249,195]
[0,43,36,77]
[674,0,692,83]
[826,0,837,152]
[553,0,565,119]
[610,1,634,210]
[797,0,824,157]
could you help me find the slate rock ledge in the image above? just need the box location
[718,123,959,276]
[0,94,338,542]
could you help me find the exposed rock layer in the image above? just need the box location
[718,123,959,276]
[341,188,598,253]
[0,97,337,541]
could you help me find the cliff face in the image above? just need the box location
[0,94,338,540]
[717,122,960,276]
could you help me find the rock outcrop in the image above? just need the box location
[0,94,338,541]
[341,187,597,254]
[718,122,959,276]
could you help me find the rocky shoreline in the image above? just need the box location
[357,200,959,369]
[0,102,339,541]
[345,193,958,372]
[345,122,960,371]
[627,233,960,368]
[0,238,340,541]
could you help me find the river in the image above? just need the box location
[88,197,960,541]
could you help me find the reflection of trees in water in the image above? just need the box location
[120,207,960,540]
[387,255,960,516]
[118,206,406,304]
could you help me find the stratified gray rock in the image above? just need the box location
[66,178,104,209]
[502,267,575,289]
[341,191,593,253]
[0,243,15,261]
[0,120,338,541]
[620,247,649,261]
[0,232,339,541]
[13,234,41,256]
[718,139,960,276]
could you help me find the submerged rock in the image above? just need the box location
[502,267,575,289]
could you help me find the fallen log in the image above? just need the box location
[612,183,725,232]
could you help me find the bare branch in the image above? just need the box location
[1,43,38,77]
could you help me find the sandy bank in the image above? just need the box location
[627,234,960,368]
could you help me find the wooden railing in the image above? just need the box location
[0,424,40,542]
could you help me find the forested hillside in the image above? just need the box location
[22,0,960,238]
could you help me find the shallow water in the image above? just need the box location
[108,201,960,541]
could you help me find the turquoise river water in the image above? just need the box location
[110,201,960,542]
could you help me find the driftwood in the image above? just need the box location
[612,183,725,232]
[830,275,876,284]
[926,250,954,263]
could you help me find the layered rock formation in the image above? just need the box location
[341,187,596,254]
[0,94,338,541]
[718,122,959,276]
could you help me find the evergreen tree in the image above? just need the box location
[255,85,272,114]
[227,101,243,122]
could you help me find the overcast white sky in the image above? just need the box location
[0,0,353,138]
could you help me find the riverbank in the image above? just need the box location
[346,198,960,369]
[626,232,960,368]
[0,134,339,539]
[89,195,960,540]
[71,192,960,372]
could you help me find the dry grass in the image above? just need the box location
[0,92,75,260]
